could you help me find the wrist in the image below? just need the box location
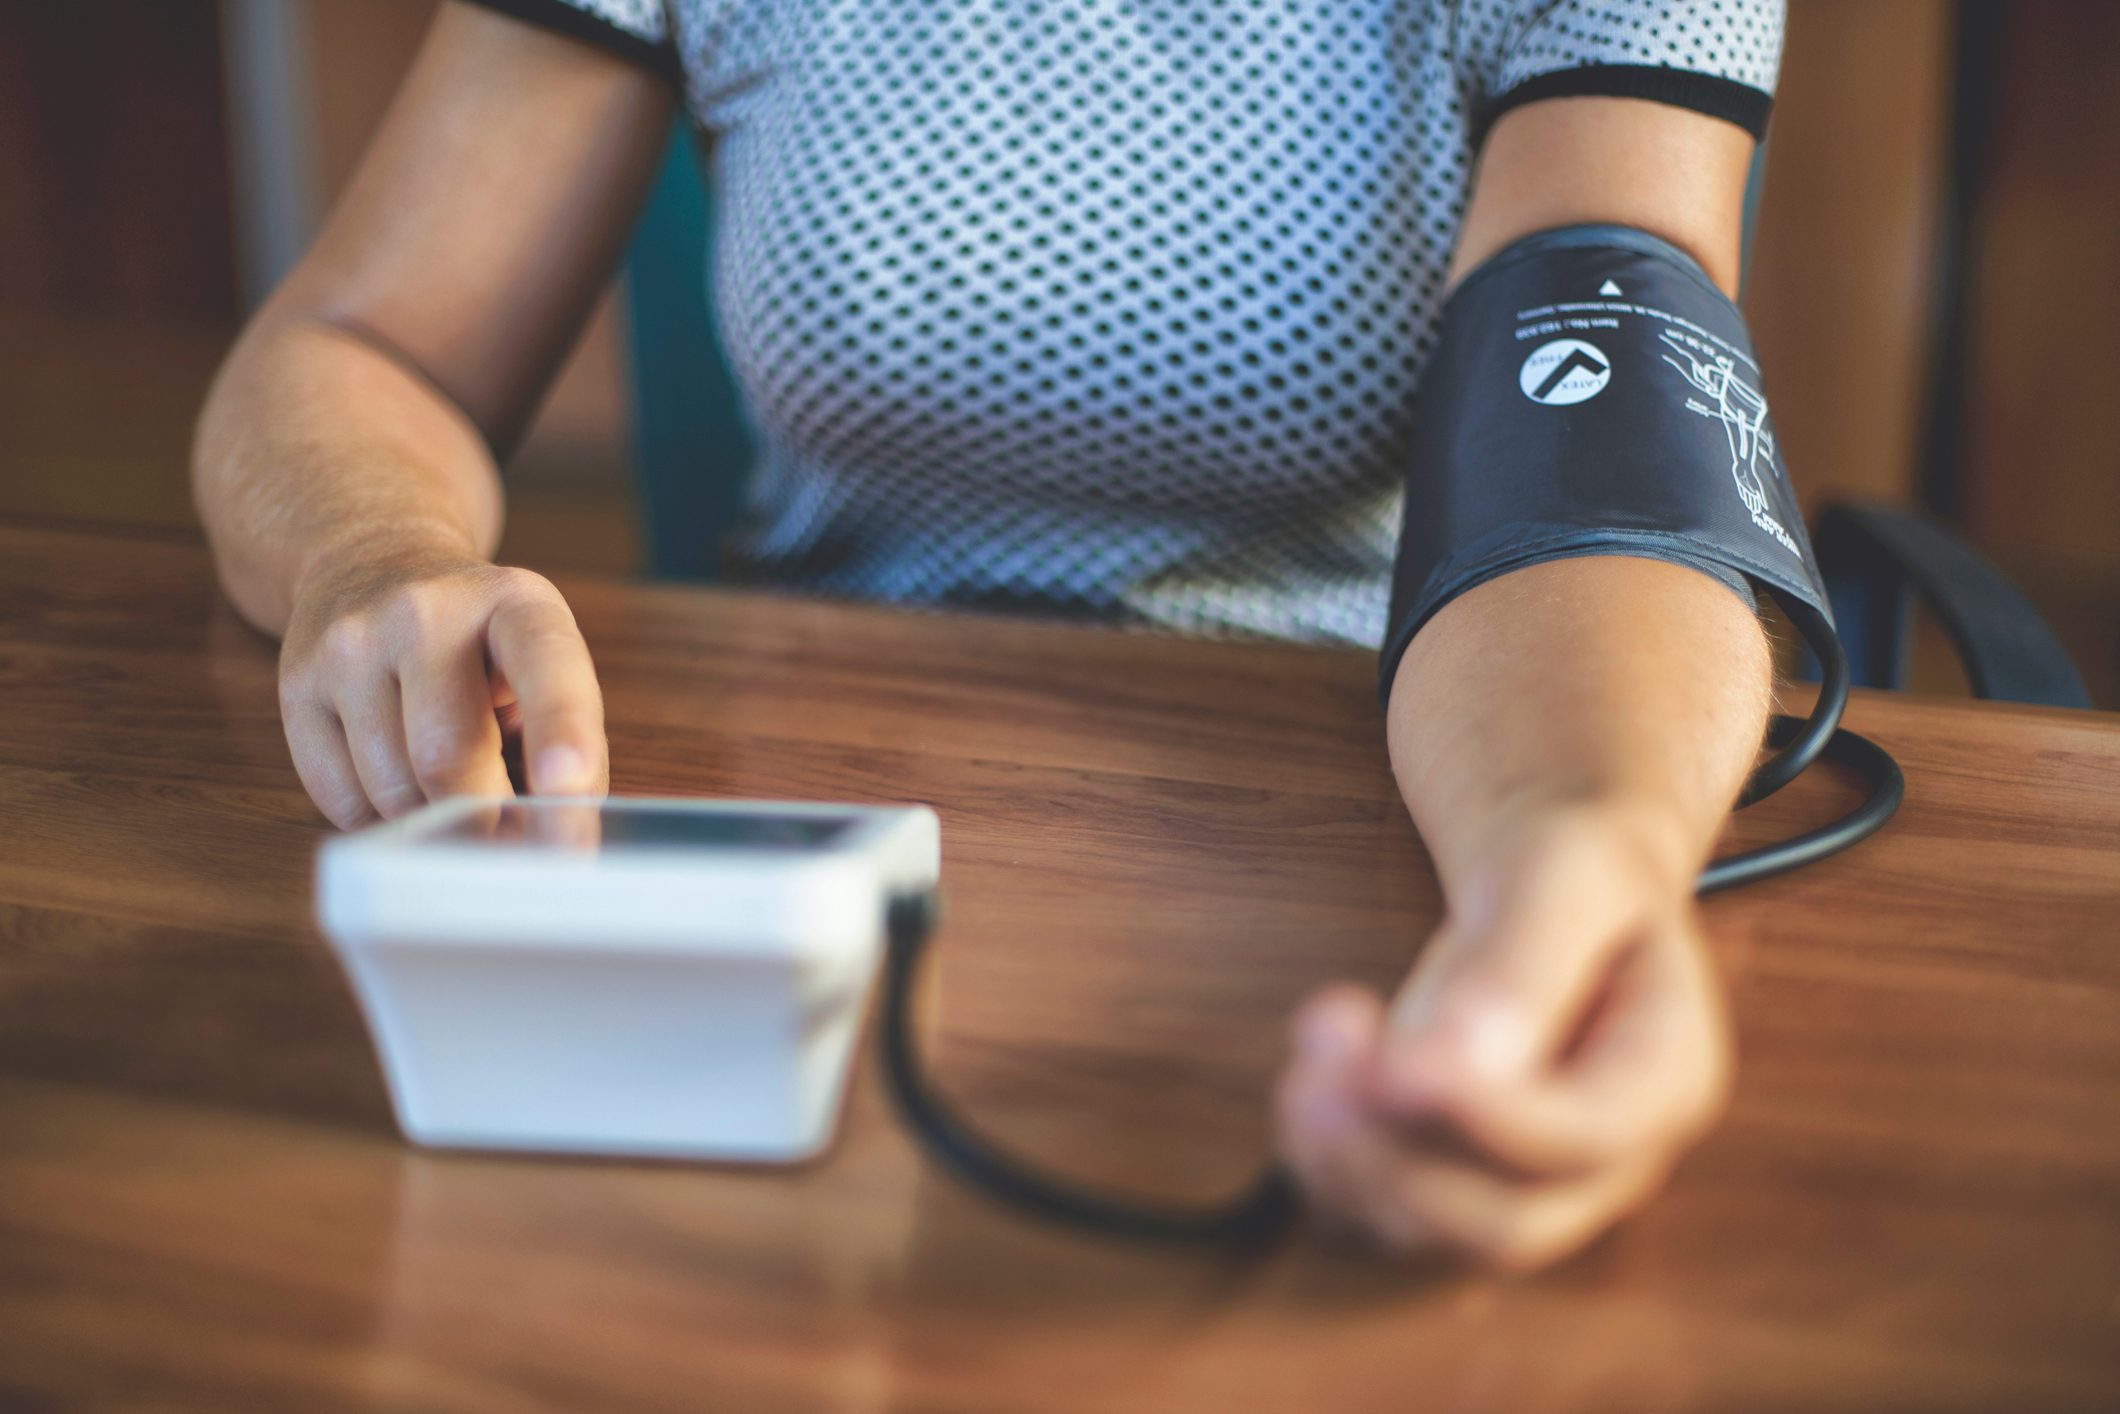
[292,516,486,609]
[1444,793,1704,925]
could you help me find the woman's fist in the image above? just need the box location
[1276,807,1733,1271]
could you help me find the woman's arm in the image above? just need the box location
[193,2,673,823]
[1277,97,1773,1269]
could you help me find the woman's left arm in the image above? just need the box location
[1275,96,1774,1270]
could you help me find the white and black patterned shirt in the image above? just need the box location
[467,0,1783,645]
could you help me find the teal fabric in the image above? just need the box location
[623,127,753,581]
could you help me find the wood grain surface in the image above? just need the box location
[1,518,2115,1413]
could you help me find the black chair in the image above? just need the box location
[1815,503,2090,707]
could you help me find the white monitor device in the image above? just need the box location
[316,796,941,1163]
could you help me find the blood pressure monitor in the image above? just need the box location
[316,796,940,1162]
[316,721,1895,1245]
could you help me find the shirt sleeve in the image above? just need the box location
[1472,0,1786,141]
[455,0,681,87]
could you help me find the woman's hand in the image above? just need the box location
[1275,806,1733,1271]
[277,540,608,828]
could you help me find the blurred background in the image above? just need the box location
[1,0,2114,705]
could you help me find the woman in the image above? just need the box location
[194,0,1786,1269]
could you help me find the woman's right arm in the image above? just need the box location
[193,2,674,826]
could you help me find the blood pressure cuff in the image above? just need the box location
[1380,224,1833,702]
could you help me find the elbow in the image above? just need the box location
[190,320,297,639]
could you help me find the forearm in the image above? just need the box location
[1387,554,1772,906]
[1283,92,1772,1266]
[192,311,505,638]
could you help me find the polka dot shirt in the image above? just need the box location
[470,0,1783,646]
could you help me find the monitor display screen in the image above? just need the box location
[421,803,860,852]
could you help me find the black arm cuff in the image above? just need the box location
[1380,224,1828,704]
[1487,64,1773,141]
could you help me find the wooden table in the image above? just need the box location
[3,518,2116,1413]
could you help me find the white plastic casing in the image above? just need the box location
[315,797,941,1163]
